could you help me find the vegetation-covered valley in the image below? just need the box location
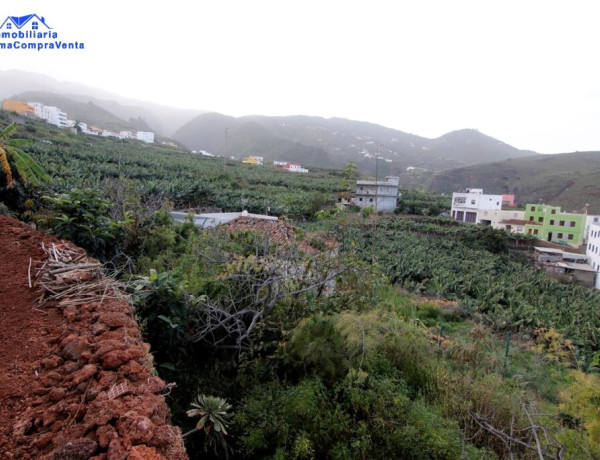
[2,112,600,459]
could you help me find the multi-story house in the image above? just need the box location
[1,100,35,116]
[523,204,591,247]
[27,102,69,127]
[451,188,503,224]
[354,176,399,212]
[587,220,600,289]
[242,156,263,165]
[136,131,155,143]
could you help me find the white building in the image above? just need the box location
[101,130,119,138]
[587,221,600,289]
[480,209,525,229]
[354,176,399,212]
[27,102,44,118]
[284,163,309,173]
[451,188,503,224]
[27,102,69,127]
[136,131,155,143]
[170,210,277,228]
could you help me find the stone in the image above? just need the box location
[97,312,136,329]
[48,387,67,402]
[128,445,165,460]
[62,337,91,361]
[70,364,97,385]
[101,348,145,370]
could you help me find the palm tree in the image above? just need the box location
[0,122,47,188]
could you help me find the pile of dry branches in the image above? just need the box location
[34,242,126,307]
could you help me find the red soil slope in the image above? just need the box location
[0,216,187,459]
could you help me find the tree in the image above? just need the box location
[0,122,47,188]
[341,162,358,200]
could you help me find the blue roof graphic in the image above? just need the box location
[0,14,51,30]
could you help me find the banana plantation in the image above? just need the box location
[2,112,600,459]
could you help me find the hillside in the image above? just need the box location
[0,217,187,459]
[173,113,536,178]
[2,110,600,459]
[0,70,202,136]
[428,151,600,213]
[12,91,152,132]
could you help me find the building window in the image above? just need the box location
[517,226,523,231]
[538,217,543,223]
[454,197,466,205]
[471,199,476,205]
[369,198,373,202]
[570,221,576,227]
[551,209,556,214]
[465,212,477,223]
[559,220,565,226]
[550,220,555,225]
[568,234,574,240]
[557,233,563,239]
[530,206,536,211]
[359,198,363,202]
[32,21,38,29]
[456,211,464,221]
[533,229,539,235]
[529,216,534,221]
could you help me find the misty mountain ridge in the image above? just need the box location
[0,70,204,136]
[2,70,539,178]
[173,112,537,178]
[428,151,600,213]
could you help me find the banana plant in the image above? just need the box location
[0,122,47,188]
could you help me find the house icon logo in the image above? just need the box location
[0,13,84,51]
[0,14,52,31]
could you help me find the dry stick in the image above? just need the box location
[28,257,32,288]
[49,264,101,275]
[67,379,92,428]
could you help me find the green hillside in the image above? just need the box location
[2,111,600,460]
[429,151,600,213]
[173,113,536,177]
[12,91,152,132]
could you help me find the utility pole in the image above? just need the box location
[375,143,379,213]
[223,127,229,172]
[372,143,379,265]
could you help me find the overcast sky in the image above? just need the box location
[2,0,599,153]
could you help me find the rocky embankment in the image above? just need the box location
[0,216,187,459]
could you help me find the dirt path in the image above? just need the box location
[0,216,187,459]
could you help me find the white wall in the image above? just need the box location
[587,221,600,289]
[451,191,503,224]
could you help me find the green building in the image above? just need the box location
[524,204,586,247]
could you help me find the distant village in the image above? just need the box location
[1,99,155,143]
[351,178,600,289]
[3,97,600,289]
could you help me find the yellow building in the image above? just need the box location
[242,156,263,165]
[1,100,35,116]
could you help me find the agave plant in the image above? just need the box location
[186,394,233,435]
